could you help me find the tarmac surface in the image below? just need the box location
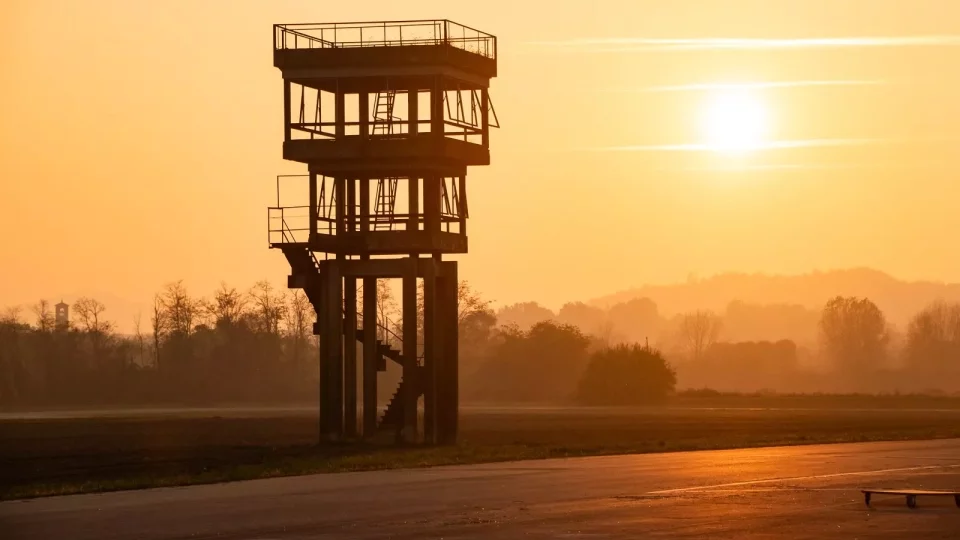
[3,439,960,539]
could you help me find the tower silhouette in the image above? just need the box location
[269,20,498,443]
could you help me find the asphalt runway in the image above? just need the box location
[3,439,960,539]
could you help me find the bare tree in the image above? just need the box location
[250,280,287,336]
[73,297,112,334]
[677,310,722,361]
[162,281,199,336]
[32,300,54,332]
[0,306,22,325]
[151,293,167,370]
[286,289,313,367]
[133,312,145,366]
[286,290,312,338]
[457,280,493,325]
[207,282,247,326]
[819,296,889,372]
[376,279,398,342]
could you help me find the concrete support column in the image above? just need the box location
[283,79,291,142]
[424,176,441,235]
[408,176,419,232]
[359,91,369,141]
[323,260,344,440]
[431,76,444,139]
[344,270,358,438]
[362,275,378,438]
[335,178,346,236]
[481,87,489,148]
[408,87,419,135]
[437,261,459,444]
[335,83,345,139]
[402,257,419,442]
[359,177,370,234]
[317,262,331,440]
[422,258,438,444]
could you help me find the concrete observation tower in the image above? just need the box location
[269,20,498,444]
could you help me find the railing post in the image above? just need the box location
[309,172,318,241]
[283,80,291,142]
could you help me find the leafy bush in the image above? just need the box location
[577,344,676,405]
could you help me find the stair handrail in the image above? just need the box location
[299,247,421,365]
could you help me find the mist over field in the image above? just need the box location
[5,267,960,410]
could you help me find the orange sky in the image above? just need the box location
[3,0,960,324]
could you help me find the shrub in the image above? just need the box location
[577,344,676,405]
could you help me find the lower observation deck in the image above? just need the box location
[269,232,467,256]
[284,133,489,173]
[268,206,467,255]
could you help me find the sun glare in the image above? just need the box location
[699,87,770,154]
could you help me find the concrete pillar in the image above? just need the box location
[359,177,370,234]
[408,87,419,135]
[422,258,438,444]
[481,87,489,148]
[344,271,358,438]
[424,176,441,235]
[437,261,459,444]
[432,76,444,139]
[362,276,378,438]
[317,262,332,440]
[325,260,344,440]
[335,178,346,236]
[335,84,345,138]
[408,177,419,232]
[402,257,419,442]
[359,91,369,141]
[283,80,291,142]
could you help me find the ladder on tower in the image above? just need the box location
[371,90,398,136]
[373,178,400,231]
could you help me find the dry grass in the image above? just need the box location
[4,406,960,500]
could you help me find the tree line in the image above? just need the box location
[4,283,960,408]
[487,295,960,396]
[0,281,317,407]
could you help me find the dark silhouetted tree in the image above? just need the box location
[150,293,167,370]
[207,282,247,327]
[468,321,590,402]
[819,296,889,373]
[32,300,54,332]
[495,302,555,332]
[558,302,607,337]
[577,344,676,405]
[904,301,960,384]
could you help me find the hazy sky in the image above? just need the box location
[3,0,960,322]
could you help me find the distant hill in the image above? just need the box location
[589,268,960,327]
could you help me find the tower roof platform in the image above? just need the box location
[273,20,497,90]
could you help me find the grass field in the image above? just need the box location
[4,405,960,500]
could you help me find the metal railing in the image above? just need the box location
[274,19,496,59]
[267,206,310,245]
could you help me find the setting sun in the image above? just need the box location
[699,87,770,153]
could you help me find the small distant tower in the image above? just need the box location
[55,300,69,328]
[269,20,498,444]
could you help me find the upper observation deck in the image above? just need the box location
[273,20,497,89]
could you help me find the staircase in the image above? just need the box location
[280,244,421,432]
